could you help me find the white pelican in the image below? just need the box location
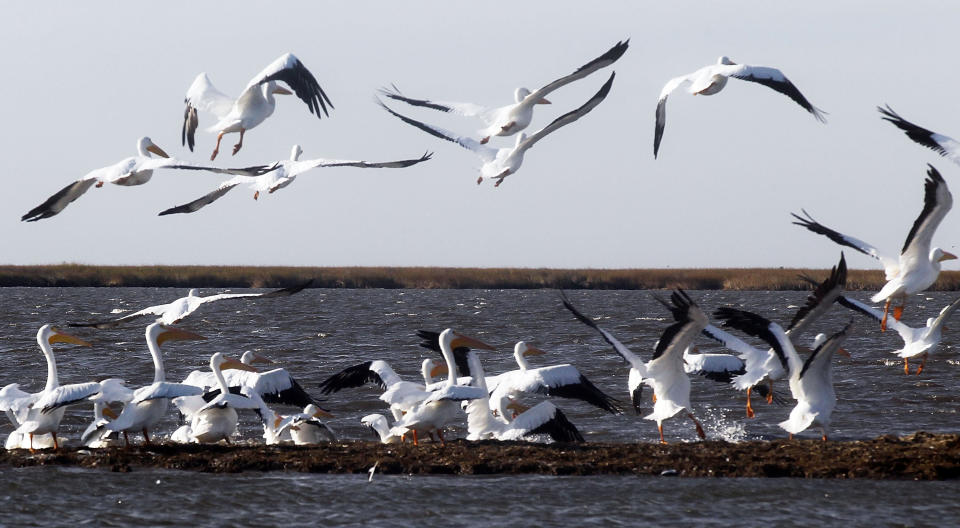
[20,137,269,222]
[654,56,826,158]
[486,341,621,418]
[0,325,100,451]
[181,350,320,409]
[380,40,628,144]
[563,290,709,443]
[272,404,337,445]
[715,308,853,441]
[1,384,58,450]
[182,52,333,160]
[158,145,432,215]
[317,358,443,420]
[394,329,494,445]
[379,72,615,186]
[103,324,205,446]
[172,352,263,444]
[361,414,405,444]
[80,378,134,448]
[464,351,584,443]
[879,105,960,167]
[793,165,955,330]
[836,294,960,375]
[69,281,310,329]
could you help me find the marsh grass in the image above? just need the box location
[4,264,960,290]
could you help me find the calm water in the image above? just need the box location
[1,287,959,524]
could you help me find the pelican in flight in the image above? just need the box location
[654,56,826,158]
[103,324,205,446]
[0,325,100,451]
[20,137,268,222]
[380,39,628,144]
[879,105,960,168]
[182,53,333,160]
[158,145,432,215]
[69,282,310,329]
[379,72,615,186]
[836,294,960,375]
[715,308,853,441]
[792,165,955,330]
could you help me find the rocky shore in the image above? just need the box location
[3,432,959,479]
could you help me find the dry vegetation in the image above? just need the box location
[3,264,960,290]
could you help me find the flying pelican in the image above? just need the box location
[182,53,333,160]
[272,404,337,444]
[836,295,960,375]
[654,56,826,158]
[318,358,444,420]
[80,378,134,448]
[563,290,709,443]
[486,341,621,418]
[172,352,263,444]
[380,40,628,144]
[378,72,615,186]
[158,146,432,215]
[103,324,205,446]
[792,165,955,330]
[464,351,584,443]
[394,329,494,445]
[0,325,100,451]
[69,281,310,329]
[20,137,270,222]
[715,308,853,441]
[879,105,960,167]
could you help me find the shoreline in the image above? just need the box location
[4,432,959,479]
[5,264,960,291]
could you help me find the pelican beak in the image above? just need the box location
[221,357,258,373]
[837,347,850,358]
[146,143,170,158]
[249,354,276,365]
[273,86,293,95]
[522,346,546,357]
[430,363,449,378]
[48,328,92,347]
[312,407,334,419]
[101,406,119,420]
[157,326,206,345]
[536,98,551,105]
[450,332,496,351]
[939,251,958,262]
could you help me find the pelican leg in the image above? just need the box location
[437,429,446,445]
[788,433,794,441]
[766,380,774,404]
[142,428,151,445]
[479,136,491,145]
[688,413,706,440]
[493,170,511,187]
[500,122,516,133]
[95,181,104,188]
[893,300,905,322]
[916,352,929,375]
[657,423,667,444]
[904,357,910,375]
[652,393,657,403]
[412,429,419,446]
[745,387,755,418]
[477,175,483,185]
[211,131,225,160]
[29,433,35,453]
[232,128,246,156]
[123,431,130,447]
[52,432,59,450]
[880,299,892,332]
[821,433,828,442]
[253,191,260,200]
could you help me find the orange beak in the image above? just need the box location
[450,332,495,351]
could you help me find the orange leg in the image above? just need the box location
[893,301,905,322]
[437,429,446,445]
[95,181,104,188]
[480,136,491,144]
[412,429,419,446]
[657,423,667,444]
[904,357,910,375]
[745,387,755,418]
[916,352,929,375]
[211,132,225,160]
[688,413,706,440]
[652,393,657,403]
[476,175,483,185]
[880,299,891,332]
[52,432,59,450]
[821,433,828,442]
[766,380,774,404]
[29,433,35,453]
[788,433,794,441]
[253,191,260,200]
[142,428,151,445]
[232,128,246,156]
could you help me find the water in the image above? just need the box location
[1,287,959,524]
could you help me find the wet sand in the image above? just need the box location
[3,432,959,479]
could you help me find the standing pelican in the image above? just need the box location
[379,72,615,186]
[172,352,262,444]
[654,56,826,158]
[1,325,100,451]
[380,40,628,143]
[182,53,333,159]
[272,405,337,445]
[104,324,205,446]
[793,166,955,330]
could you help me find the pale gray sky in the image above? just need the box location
[5,1,960,269]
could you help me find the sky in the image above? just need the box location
[4,1,960,270]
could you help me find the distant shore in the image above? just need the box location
[4,264,960,290]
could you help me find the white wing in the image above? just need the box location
[291,152,434,176]
[515,72,615,155]
[133,382,204,403]
[244,53,333,118]
[654,73,695,158]
[378,100,498,163]
[36,382,101,413]
[527,40,629,103]
[720,63,826,122]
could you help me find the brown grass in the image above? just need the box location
[4,264,960,290]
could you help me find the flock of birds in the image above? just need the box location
[9,39,960,449]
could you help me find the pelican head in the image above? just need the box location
[304,404,334,419]
[138,137,169,158]
[290,144,304,161]
[718,56,736,65]
[933,248,958,264]
[515,341,546,357]
[240,350,276,365]
[187,288,200,297]
[38,324,91,347]
[515,87,550,105]
[422,358,447,381]
[148,323,206,346]
[212,352,258,373]
[440,328,496,351]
